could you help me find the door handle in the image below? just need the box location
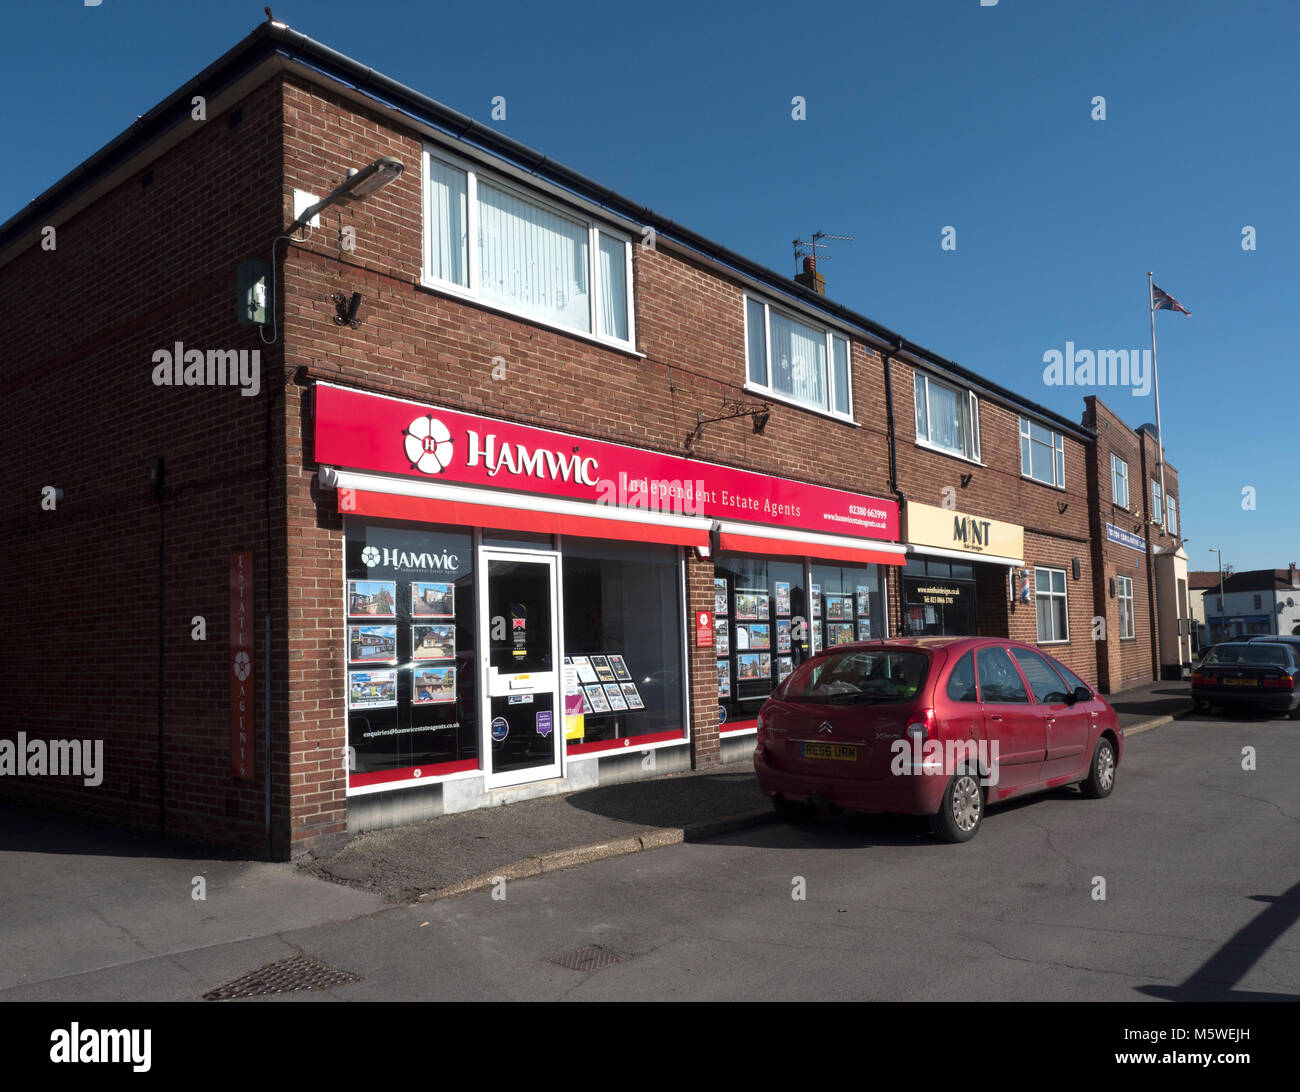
[1045,716,1055,726]
[989,715,1003,722]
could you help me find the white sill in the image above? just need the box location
[913,439,986,467]
[1020,474,1067,492]
[743,383,860,427]
[416,276,646,359]
[1038,639,1070,646]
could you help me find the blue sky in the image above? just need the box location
[4,0,1295,572]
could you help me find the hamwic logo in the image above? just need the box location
[364,545,460,571]
[404,416,600,486]
[50,1023,151,1072]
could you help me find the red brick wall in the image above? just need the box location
[0,76,291,853]
[891,358,1098,685]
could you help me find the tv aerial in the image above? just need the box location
[793,230,854,274]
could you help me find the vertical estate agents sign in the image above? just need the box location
[230,551,254,780]
[313,384,900,540]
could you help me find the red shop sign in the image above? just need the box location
[230,551,254,780]
[696,611,713,648]
[314,385,899,541]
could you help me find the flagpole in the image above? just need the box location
[1148,271,1166,533]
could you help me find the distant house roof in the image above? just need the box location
[1187,571,1222,590]
[1217,569,1299,594]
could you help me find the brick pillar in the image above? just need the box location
[686,551,721,768]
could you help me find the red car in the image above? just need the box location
[754,637,1122,842]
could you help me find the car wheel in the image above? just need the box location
[1194,697,1212,715]
[1288,705,1300,721]
[1080,737,1117,799]
[930,772,983,843]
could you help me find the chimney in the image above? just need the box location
[795,255,826,295]
[1290,562,1298,589]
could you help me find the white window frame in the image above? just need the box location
[742,293,854,421]
[420,145,636,351]
[1165,494,1177,536]
[1111,454,1129,509]
[1116,574,1135,639]
[914,371,981,462]
[1019,416,1065,488]
[1151,479,1163,524]
[1035,566,1069,644]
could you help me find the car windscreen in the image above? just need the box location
[782,649,929,704]
[1205,643,1294,667]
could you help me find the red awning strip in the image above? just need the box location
[717,530,904,566]
[343,489,710,548]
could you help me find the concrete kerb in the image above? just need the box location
[415,715,1193,904]
[416,808,776,903]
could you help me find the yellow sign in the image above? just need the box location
[905,501,1024,559]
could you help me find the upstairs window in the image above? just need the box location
[914,372,980,460]
[1020,416,1065,487]
[1111,454,1129,508]
[423,147,633,347]
[744,295,852,419]
[1166,495,1177,536]
[1151,479,1163,524]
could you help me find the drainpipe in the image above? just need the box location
[882,340,906,634]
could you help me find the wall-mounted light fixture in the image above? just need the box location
[685,400,771,450]
[287,156,404,234]
[332,291,363,328]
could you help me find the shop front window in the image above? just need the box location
[715,557,808,726]
[344,518,477,782]
[562,540,684,746]
[901,557,976,636]
[812,563,888,653]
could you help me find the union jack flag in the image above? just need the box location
[1152,284,1191,316]
[512,617,526,630]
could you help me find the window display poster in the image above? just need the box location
[776,619,791,652]
[412,624,455,661]
[715,618,730,657]
[621,682,644,710]
[812,585,821,618]
[856,586,870,618]
[734,624,751,651]
[777,655,794,683]
[608,654,633,683]
[748,623,770,650]
[737,652,767,681]
[828,622,855,646]
[584,684,612,713]
[757,595,769,620]
[349,669,397,709]
[812,625,823,652]
[412,581,454,617]
[735,591,759,620]
[591,655,617,683]
[348,580,396,618]
[858,619,872,641]
[717,659,731,697]
[413,666,456,705]
[563,664,585,741]
[827,595,846,620]
[348,624,397,663]
[603,683,629,711]
[714,578,728,616]
[571,656,599,685]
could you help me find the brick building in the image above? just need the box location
[1083,397,1188,689]
[1,19,1190,857]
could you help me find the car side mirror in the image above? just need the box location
[1045,691,1071,705]
[1072,685,1092,704]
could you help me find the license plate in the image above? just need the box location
[800,742,857,761]
[1224,678,1258,687]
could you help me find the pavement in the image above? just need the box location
[299,679,1194,903]
[0,679,1196,993]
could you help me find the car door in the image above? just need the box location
[1008,646,1090,783]
[975,644,1046,798]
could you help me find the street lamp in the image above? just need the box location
[1209,547,1224,642]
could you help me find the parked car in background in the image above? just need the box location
[1190,642,1300,719]
[754,637,1122,843]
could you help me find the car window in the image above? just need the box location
[784,649,930,704]
[1009,647,1071,703]
[1206,643,1291,667]
[976,646,1029,704]
[946,651,978,702]
[1042,652,1091,696]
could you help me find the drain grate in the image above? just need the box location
[203,954,360,1000]
[548,945,624,973]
